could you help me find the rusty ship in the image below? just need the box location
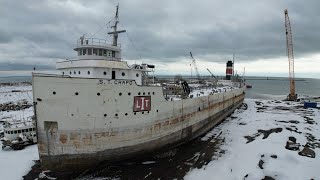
[32,5,245,171]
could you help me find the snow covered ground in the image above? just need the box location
[185,99,320,180]
[0,84,319,179]
[0,84,32,104]
[0,84,38,180]
[0,143,38,179]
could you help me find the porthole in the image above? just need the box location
[104,114,107,117]
[153,92,155,95]
[122,72,125,76]
[136,73,139,77]
[78,71,81,74]
[147,111,149,113]
[119,93,122,96]
[75,92,79,95]
[125,113,128,116]
[103,71,107,75]
[148,92,150,95]
[87,71,90,75]
[138,92,141,95]
[74,71,76,74]
[53,91,56,95]
[70,71,72,75]
[115,113,118,117]
[143,92,145,95]
[142,112,144,114]
[156,110,159,112]
[71,114,74,116]
[128,92,131,96]
[97,93,100,96]
[62,72,64,75]
[134,112,136,115]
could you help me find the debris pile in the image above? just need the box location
[0,100,32,111]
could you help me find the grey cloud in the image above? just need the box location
[0,63,53,71]
[0,0,319,69]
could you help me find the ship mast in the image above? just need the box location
[108,4,126,46]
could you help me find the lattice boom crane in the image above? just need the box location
[190,52,201,81]
[284,9,297,101]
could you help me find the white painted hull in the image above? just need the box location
[32,74,245,171]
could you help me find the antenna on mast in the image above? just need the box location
[107,4,126,46]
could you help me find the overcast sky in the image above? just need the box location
[0,0,319,78]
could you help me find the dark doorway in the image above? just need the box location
[112,71,116,79]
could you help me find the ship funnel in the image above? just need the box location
[226,61,233,80]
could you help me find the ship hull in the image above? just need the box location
[32,74,245,171]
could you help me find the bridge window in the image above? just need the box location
[93,49,97,55]
[88,48,92,55]
[99,49,103,56]
[103,50,107,56]
[112,51,115,57]
[83,48,87,55]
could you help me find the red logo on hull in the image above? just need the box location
[134,96,151,112]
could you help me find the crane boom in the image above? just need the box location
[206,68,217,79]
[190,52,201,81]
[284,9,297,101]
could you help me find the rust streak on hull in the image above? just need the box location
[37,93,245,171]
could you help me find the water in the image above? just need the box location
[245,77,320,99]
[0,76,31,83]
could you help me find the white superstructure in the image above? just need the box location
[55,5,154,86]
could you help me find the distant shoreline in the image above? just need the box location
[245,78,306,81]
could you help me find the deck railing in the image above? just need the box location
[77,38,121,47]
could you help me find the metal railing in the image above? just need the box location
[77,38,121,47]
[57,58,122,64]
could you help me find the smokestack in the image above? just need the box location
[226,61,233,80]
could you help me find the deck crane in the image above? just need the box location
[207,68,218,87]
[190,52,201,82]
[207,68,218,80]
[284,9,297,101]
